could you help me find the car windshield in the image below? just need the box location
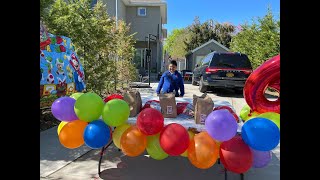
[210,54,252,68]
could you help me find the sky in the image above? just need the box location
[164,0,280,35]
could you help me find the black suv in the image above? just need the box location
[192,52,252,93]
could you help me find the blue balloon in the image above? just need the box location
[241,117,280,151]
[84,120,111,149]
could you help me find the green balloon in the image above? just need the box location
[102,99,130,127]
[74,92,104,122]
[240,104,260,121]
[146,134,168,160]
[70,92,84,100]
[257,112,280,129]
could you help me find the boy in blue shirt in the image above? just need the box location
[156,60,185,97]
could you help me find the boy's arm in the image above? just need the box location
[156,74,165,94]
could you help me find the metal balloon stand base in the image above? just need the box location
[98,141,244,180]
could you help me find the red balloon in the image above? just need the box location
[220,135,253,174]
[213,106,239,122]
[160,123,190,156]
[104,94,123,103]
[137,108,164,135]
[244,54,280,113]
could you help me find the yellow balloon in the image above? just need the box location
[181,130,196,157]
[112,123,131,149]
[57,121,68,135]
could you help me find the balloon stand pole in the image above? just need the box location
[224,168,227,180]
[218,158,220,164]
[98,140,114,176]
[224,168,244,180]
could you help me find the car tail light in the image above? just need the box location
[205,67,219,74]
[243,69,252,75]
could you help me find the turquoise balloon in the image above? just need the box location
[102,99,130,127]
[146,133,168,160]
[257,112,280,129]
[70,92,84,100]
[74,92,104,122]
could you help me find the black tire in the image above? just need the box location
[234,88,244,95]
[199,76,208,93]
[192,75,197,86]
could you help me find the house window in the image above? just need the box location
[137,7,147,16]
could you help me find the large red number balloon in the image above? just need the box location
[244,54,280,113]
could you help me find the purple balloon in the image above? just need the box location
[51,97,78,122]
[205,109,237,141]
[251,148,272,168]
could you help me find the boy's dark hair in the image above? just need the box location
[170,60,177,67]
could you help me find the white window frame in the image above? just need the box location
[137,7,147,16]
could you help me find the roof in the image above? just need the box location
[122,0,167,24]
[190,39,229,53]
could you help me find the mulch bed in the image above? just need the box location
[40,108,60,132]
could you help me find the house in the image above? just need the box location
[185,39,229,70]
[101,0,167,74]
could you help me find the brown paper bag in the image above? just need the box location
[123,90,142,117]
[159,93,177,118]
[193,93,207,109]
[194,94,214,124]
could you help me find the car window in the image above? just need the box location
[202,53,214,66]
[210,54,252,68]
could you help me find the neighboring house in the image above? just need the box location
[185,39,229,71]
[101,0,167,73]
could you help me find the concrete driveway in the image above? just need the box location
[40,83,280,180]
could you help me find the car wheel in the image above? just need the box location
[199,76,207,93]
[234,88,243,95]
[192,75,197,86]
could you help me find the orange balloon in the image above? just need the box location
[120,126,147,157]
[188,132,219,169]
[58,120,88,149]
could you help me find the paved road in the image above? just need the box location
[40,83,280,180]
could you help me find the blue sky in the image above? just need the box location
[164,0,280,35]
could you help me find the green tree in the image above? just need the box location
[164,28,190,59]
[40,0,55,19]
[230,8,280,69]
[185,18,236,52]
